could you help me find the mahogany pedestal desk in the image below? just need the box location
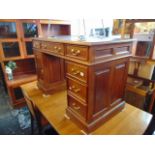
[21,81,152,135]
[32,36,134,133]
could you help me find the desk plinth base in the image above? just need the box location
[37,80,66,94]
[66,101,125,134]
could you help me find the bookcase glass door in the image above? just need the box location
[2,42,20,58]
[0,21,22,59]
[22,23,38,38]
[21,21,39,57]
[0,22,17,38]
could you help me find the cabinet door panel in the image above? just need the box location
[43,54,63,83]
[93,68,111,114]
[111,63,126,105]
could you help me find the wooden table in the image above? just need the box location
[21,81,153,135]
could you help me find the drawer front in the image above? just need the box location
[66,61,87,82]
[40,41,50,50]
[50,43,64,55]
[33,41,41,49]
[68,96,87,119]
[114,46,130,55]
[41,42,64,55]
[67,78,87,102]
[66,45,88,61]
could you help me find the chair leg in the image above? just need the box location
[30,113,34,135]
[35,110,42,134]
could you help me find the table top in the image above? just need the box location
[21,81,153,135]
[34,35,134,46]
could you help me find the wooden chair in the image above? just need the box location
[148,89,155,113]
[126,57,155,110]
[22,90,51,134]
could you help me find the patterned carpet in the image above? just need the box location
[0,82,58,135]
[0,83,32,135]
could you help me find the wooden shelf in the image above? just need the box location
[126,19,155,23]
[39,19,71,25]
[6,73,37,87]
[130,56,149,62]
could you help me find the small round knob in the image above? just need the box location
[58,47,61,52]
[71,68,75,72]
[80,72,84,77]
[71,49,74,52]
[76,50,80,54]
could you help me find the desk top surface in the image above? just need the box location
[21,81,152,135]
[34,35,134,46]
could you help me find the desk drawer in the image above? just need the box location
[33,40,41,49]
[51,43,64,55]
[41,42,64,55]
[66,45,88,61]
[67,78,87,102]
[114,46,130,55]
[66,61,87,83]
[68,96,87,119]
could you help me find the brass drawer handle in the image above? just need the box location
[69,85,80,93]
[73,70,80,75]
[57,47,62,53]
[73,106,80,110]
[34,43,40,48]
[42,44,47,49]
[54,46,62,53]
[72,102,80,110]
[71,68,84,77]
[69,85,75,90]
[70,49,81,56]
[71,48,74,52]
[74,88,80,93]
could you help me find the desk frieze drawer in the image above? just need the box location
[40,41,50,50]
[51,43,64,55]
[67,78,87,102]
[66,45,88,61]
[40,42,64,55]
[114,46,130,55]
[33,41,41,49]
[66,61,87,83]
[68,96,87,119]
